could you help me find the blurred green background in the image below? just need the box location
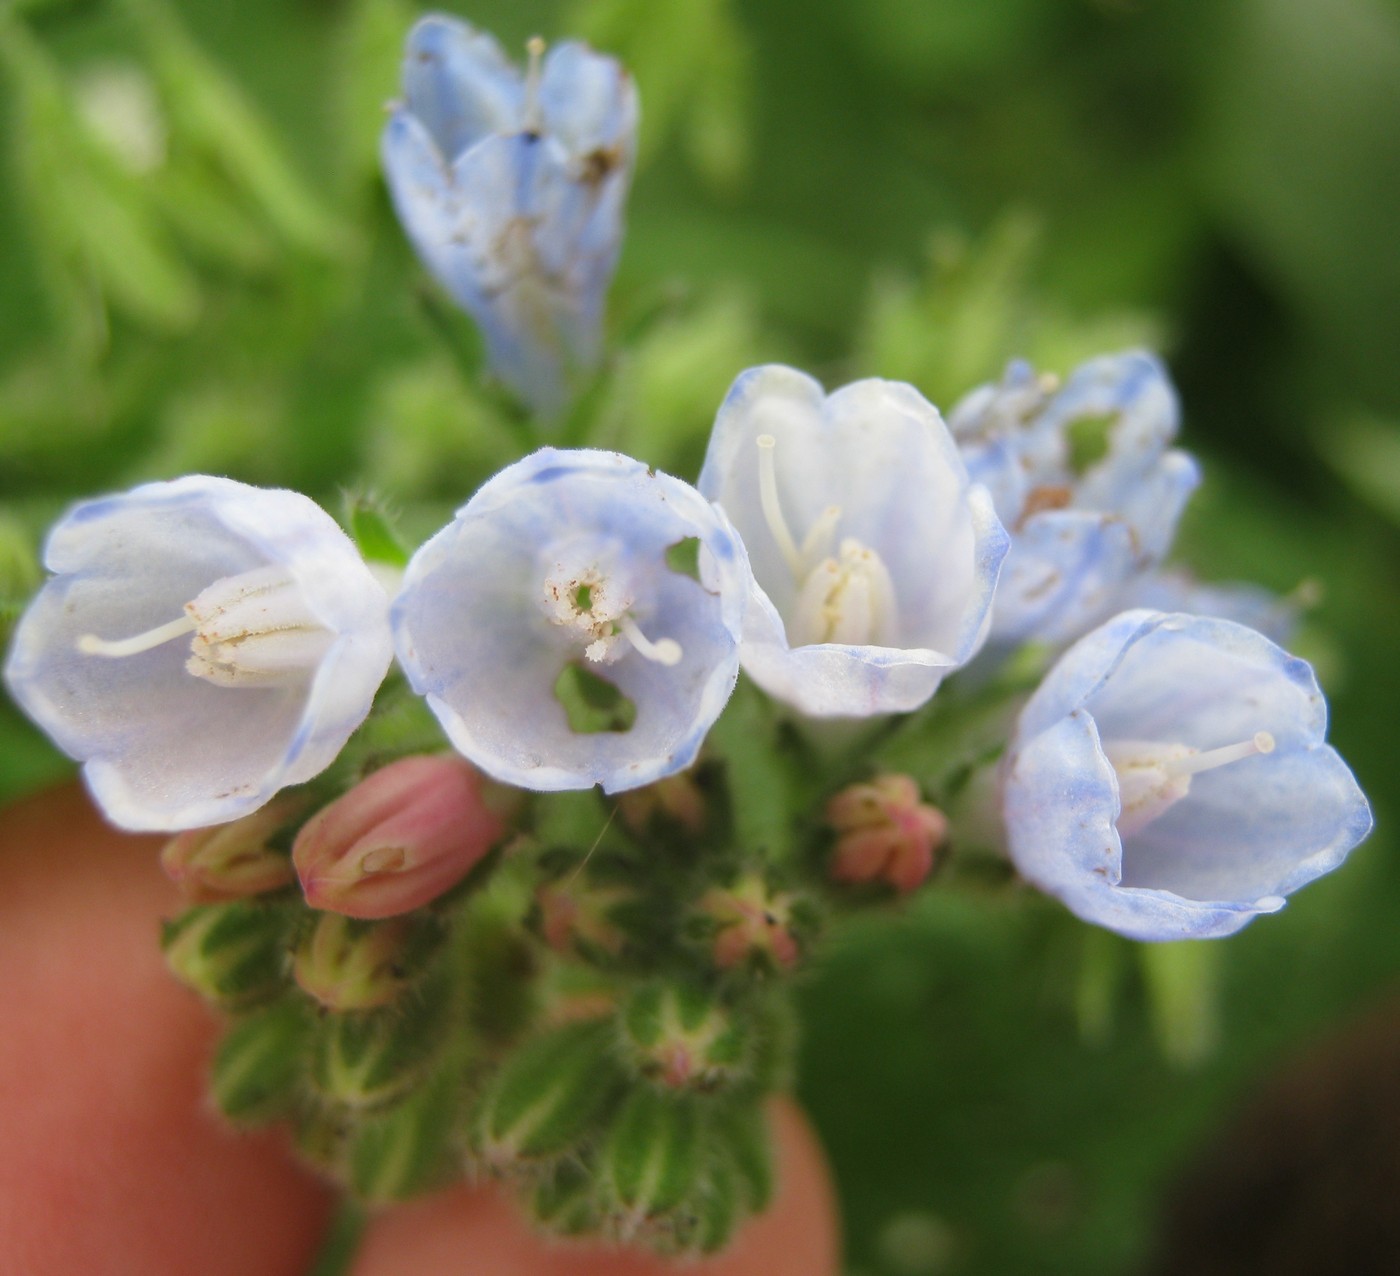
[1,0,1397,1272]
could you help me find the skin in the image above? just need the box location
[0,784,839,1276]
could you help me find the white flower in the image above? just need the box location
[5,477,393,831]
[392,449,751,792]
[1002,610,1372,940]
[697,365,1008,717]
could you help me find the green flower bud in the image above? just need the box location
[620,982,747,1091]
[308,973,451,1110]
[692,1148,743,1255]
[473,1018,624,1170]
[712,1100,774,1213]
[347,1070,462,1202]
[210,998,311,1123]
[599,1088,702,1235]
[592,1092,762,1256]
[531,1161,602,1237]
[162,899,292,1009]
[293,911,445,1012]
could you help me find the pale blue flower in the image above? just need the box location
[392,449,750,793]
[382,14,638,415]
[950,352,1200,645]
[697,365,1008,717]
[4,477,394,832]
[1002,609,1372,941]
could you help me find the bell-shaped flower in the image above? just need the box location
[391,448,751,793]
[4,476,394,832]
[697,365,1008,717]
[381,14,638,415]
[1001,609,1372,941]
[950,352,1201,645]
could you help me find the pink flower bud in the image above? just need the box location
[160,796,303,903]
[698,874,802,971]
[536,880,630,958]
[294,754,516,918]
[616,770,708,837]
[826,774,947,894]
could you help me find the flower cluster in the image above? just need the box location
[1,7,1377,1260]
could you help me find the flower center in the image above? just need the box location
[755,434,899,646]
[77,564,334,688]
[540,552,681,667]
[1103,731,1276,837]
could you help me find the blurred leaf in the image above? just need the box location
[1076,926,1130,1047]
[1200,0,1400,403]
[121,0,352,258]
[1138,939,1222,1069]
[594,291,769,473]
[1319,412,1400,528]
[857,211,1161,406]
[0,15,201,339]
[334,0,416,194]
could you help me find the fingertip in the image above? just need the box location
[350,1096,839,1276]
[0,784,333,1276]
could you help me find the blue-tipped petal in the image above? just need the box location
[698,365,1009,717]
[383,16,638,415]
[952,351,1199,646]
[401,14,523,160]
[1003,610,1373,941]
[392,449,751,793]
[4,477,393,832]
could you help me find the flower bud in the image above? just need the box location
[532,1161,602,1236]
[826,774,947,893]
[308,975,450,1110]
[616,770,708,838]
[294,754,517,919]
[696,874,804,971]
[620,983,747,1091]
[293,912,444,1012]
[161,797,303,903]
[161,899,293,1008]
[347,1070,461,1202]
[599,1088,702,1239]
[535,878,633,960]
[210,998,311,1123]
[473,1018,624,1170]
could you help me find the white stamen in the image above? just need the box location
[78,614,196,658]
[800,504,843,565]
[523,36,546,133]
[756,434,804,579]
[1160,732,1275,779]
[617,614,682,666]
[80,564,333,689]
[1105,732,1276,837]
